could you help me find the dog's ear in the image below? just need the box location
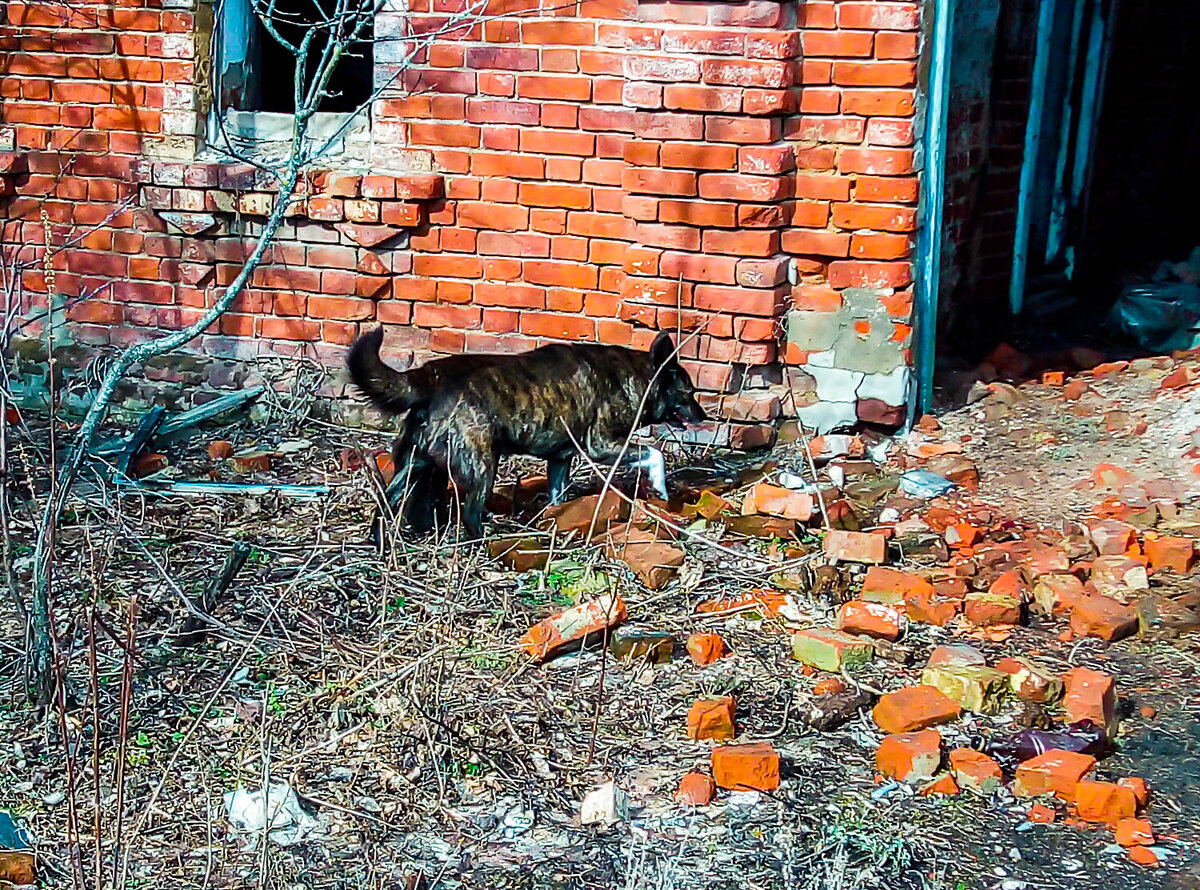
[650,331,675,367]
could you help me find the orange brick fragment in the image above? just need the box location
[837,600,904,640]
[949,748,1003,794]
[742,482,814,521]
[1128,846,1159,867]
[686,632,727,666]
[813,677,846,695]
[711,742,780,792]
[1062,666,1116,731]
[873,686,961,734]
[861,566,933,604]
[1028,803,1056,823]
[207,440,234,460]
[675,771,716,805]
[1069,594,1137,642]
[1074,780,1137,825]
[1013,749,1096,799]
[824,529,887,564]
[520,593,627,661]
[1115,818,1154,847]
[1145,535,1196,573]
[876,729,942,783]
[687,696,736,741]
[1118,777,1150,810]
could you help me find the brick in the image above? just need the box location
[711,742,780,792]
[408,123,480,148]
[687,632,727,666]
[995,657,1064,703]
[524,260,598,289]
[839,148,915,176]
[799,87,841,113]
[1070,594,1137,642]
[877,31,919,59]
[837,2,921,30]
[634,111,705,140]
[851,232,912,259]
[842,89,916,116]
[963,591,1021,627]
[693,284,785,316]
[1118,777,1150,810]
[660,251,738,284]
[801,30,874,57]
[702,59,792,89]
[663,84,744,114]
[676,771,716,806]
[832,61,916,87]
[873,686,961,734]
[622,167,698,196]
[660,142,738,170]
[709,1,784,27]
[662,29,744,55]
[636,222,699,251]
[742,482,813,520]
[861,566,933,604]
[1115,818,1155,847]
[521,128,597,156]
[687,696,736,740]
[1145,535,1196,573]
[782,230,850,257]
[920,665,1008,713]
[824,529,886,564]
[705,115,781,144]
[658,200,738,227]
[838,600,904,641]
[518,74,592,103]
[520,592,627,661]
[1076,781,1137,826]
[791,627,874,672]
[876,729,941,783]
[698,173,790,202]
[787,115,866,143]
[828,260,912,288]
[948,749,1003,795]
[1062,666,1116,732]
[518,183,592,210]
[702,229,779,257]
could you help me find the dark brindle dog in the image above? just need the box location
[347,327,706,538]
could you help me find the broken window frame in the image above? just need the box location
[205,0,376,162]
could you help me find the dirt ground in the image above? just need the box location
[1,353,1199,890]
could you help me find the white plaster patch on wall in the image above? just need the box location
[796,401,858,435]
[857,366,910,407]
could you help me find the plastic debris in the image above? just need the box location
[223,782,321,847]
[981,720,1110,771]
[899,470,956,499]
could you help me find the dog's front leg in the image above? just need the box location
[547,451,575,505]
[588,443,669,500]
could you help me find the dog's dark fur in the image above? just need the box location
[347,327,706,539]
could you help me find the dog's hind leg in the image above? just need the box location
[587,442,669,499]
[444,438,496,540]
[547,450,575,505]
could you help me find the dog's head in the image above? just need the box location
[648,332,707,427]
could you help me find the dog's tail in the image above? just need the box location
[347,327,424,415]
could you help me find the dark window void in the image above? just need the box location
[221,0,374,114]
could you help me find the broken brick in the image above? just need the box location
[926,643,986,668]
[207,439,234,460]
[876,729,942,783]
[791,628,874,672]
[1118,777,1150,810]
[1021,546,1071,579]
[989,570,1027,599]
[1093,463,1133,489]
[687,696,736,741]
[995,657,1063,703]
[904,589,961,626]
[873,685,962,734]
[947,748,1002,795]
[1115,818,1154,847]
[1069,594,1138,642]
[1013,749,1096,798]
[603,522,686,590]
[487,536,552,573]
[944,522,982,548]
[686,632,727,666]
[1087,519,1139,556]
[520,592,627,661]
[1128,846,1160,867]
[963,591,1022,626]
[1064,378,1090,400]
[837,600,904,641]
[824,530,887,565]
[920,665,1008,713]
[711,742,780,792]
[675,771,716,806]
[688,490,733,520]
[741,483,814,521]
[133,452,168,477]
[542,491,629,536]
[374,451,396,484]
[920,773,960,795]
[1074,780,1137,825]
[1144,535,1196,573]
[1062,666,1117,732]
[1028,803,1056,823]
[231,449,272,474]
[861,566,934,604]
[1090,555,1149,597]
[813,677,846,695]
[1032,573,1086,616]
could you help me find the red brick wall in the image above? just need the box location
[1,0,924,437]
